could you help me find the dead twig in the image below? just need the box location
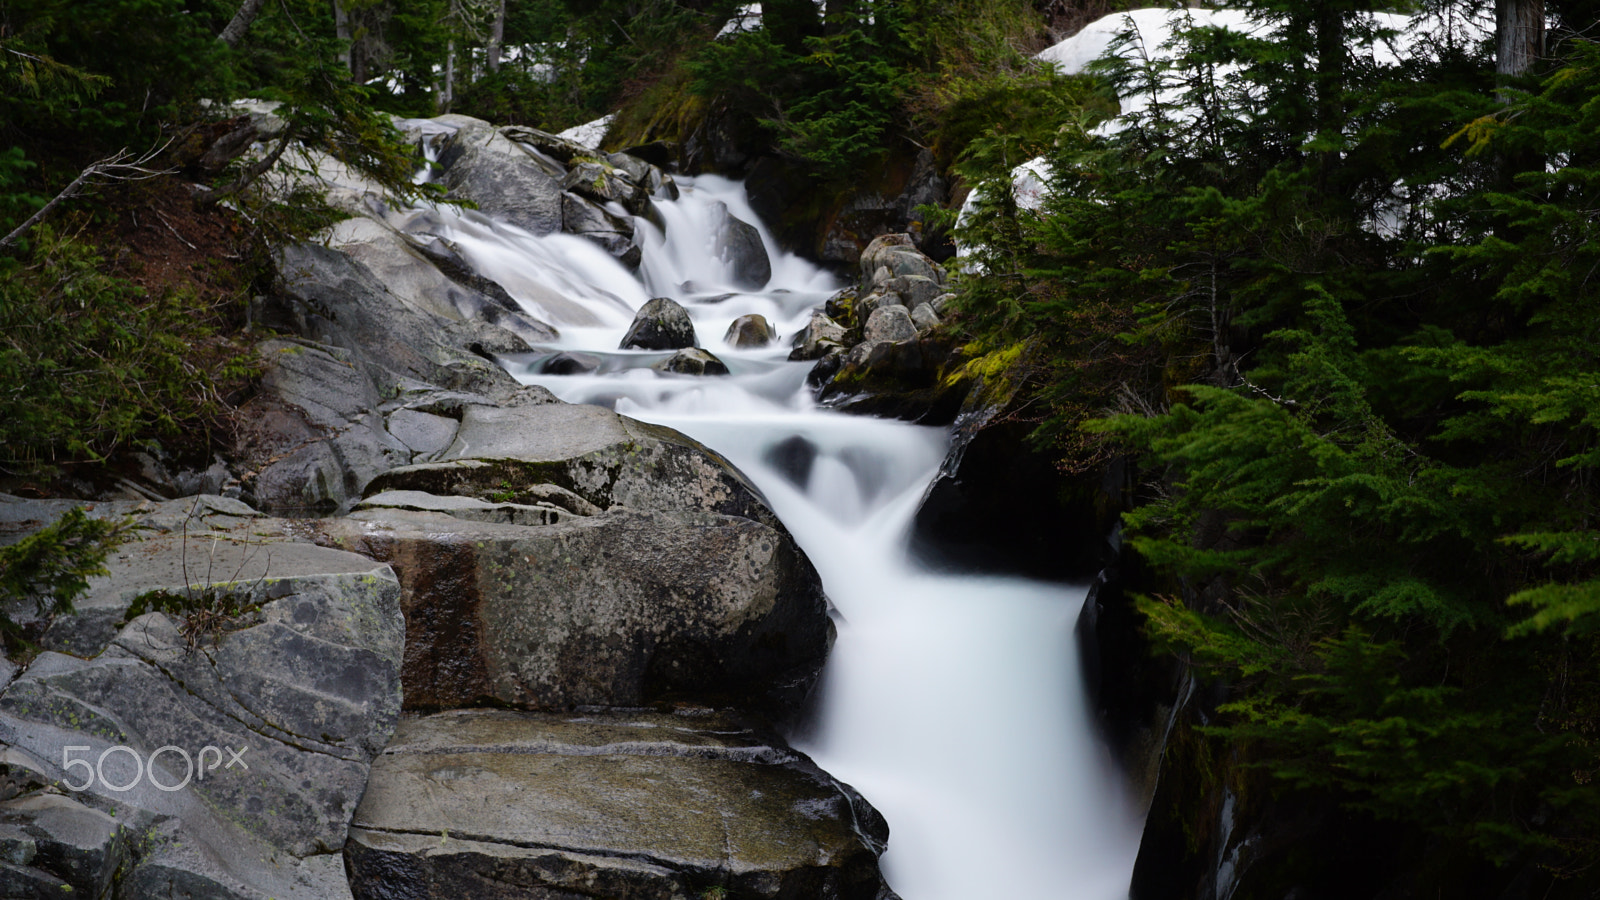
[0,143,176,252]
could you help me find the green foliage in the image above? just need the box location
[688,16,916,181]
[946,0,1600,872]
[0,0,225,140]
[126,582,264,650]
[0,508,131,635]
[0,227,252,466]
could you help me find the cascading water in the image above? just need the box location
[416,174,1143,898]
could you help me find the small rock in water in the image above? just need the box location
[620,297,697,350]
[724,313,776,348]
[764,434,818,488]
[654,348,729,376]
[708,201,772,290]
[540,351,601,375]
[864,305,917,343]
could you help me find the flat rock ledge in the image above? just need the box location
[346,708,895,900]
[0,496,405,899]
[316,400,832,714]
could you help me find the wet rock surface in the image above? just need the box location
[345,709,893,900]
[709,200,772,290]
[724,312,777,348]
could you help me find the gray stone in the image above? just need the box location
[859,233,945,286]
[356,489,584,526]
[883,274,943,310]
[366,401,781,528]
[234,340,412,514]
[500,124,595,167]
[709,201,772,290]
[326,217,558,350]
[620,297,698,351]
[328,402,828,712]
[911,302,942,333]
[843,340,882,371]
[319,500,828,712]
[173,456,233,498]
[269,242,524,398]
[561,191,642,267]
[540,351,601,375]
[0,859,70,897]
[856,289,901,323]
[789,311,847,361]
[608,151,678,200]
[386,408,459,461]
[931,291,957,313]
[864,305,918,343]
[26,496,382,657]
[437,125,565,235]
[654,347,730,376]
[0,794,122,897]
[724,313,776,348]
[344,709,892,900]
[0,521,403,900]
[562,159,650,217]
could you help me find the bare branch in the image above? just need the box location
[0,145,176,252]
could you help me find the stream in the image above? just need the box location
[411,173,1143,899]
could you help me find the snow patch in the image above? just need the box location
[558,115,614,150]
[718,4,762,38]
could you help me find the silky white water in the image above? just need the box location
[428,174,1142,898]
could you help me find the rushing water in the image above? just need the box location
[421,174,1142,898]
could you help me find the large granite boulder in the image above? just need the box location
[345,709,894,900]
[790,311,847,361]
[0,499,404,900]
[317,401,832,712]
[268,241,523,397]
[436,121,565,235]
[324,216,558,350]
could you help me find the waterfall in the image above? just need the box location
[415,175,1143,899]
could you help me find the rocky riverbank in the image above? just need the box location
[0,116,900,899]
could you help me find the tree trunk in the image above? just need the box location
[443,40,455,109]
[333,0,353,73]
[1496,0,1544,79]
[488,0,505,72]
[217,0,269,47]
